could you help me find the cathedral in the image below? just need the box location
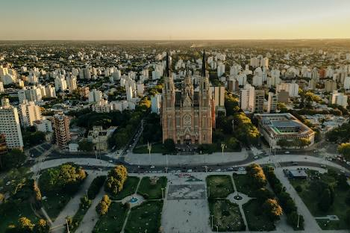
[161,52,214,146]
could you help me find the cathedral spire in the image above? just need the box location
[165,52,170,77]
[202,50,206,77]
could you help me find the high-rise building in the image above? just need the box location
[53,112,70,149]
[151,94,162,114]
[162,52,213,145]
[267,92,278,113]
[0,98,23,150]
[240,84,255,112]
[18,100,42,127]
[331,91,348,108]
[254,90,265,113]
[325,80,337,92]
[66,75,77,92]
[88,89,103,103]
[54,75,67,91]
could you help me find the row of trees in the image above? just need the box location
[96,195,111,216]
[338,143,350,161]
[234,113,260,146]
[277,138,311,149]
[246,164,283,222]
[264,167,304,230]
[39,163,87,194]
[105,165,128,195]
[6,218,49,233]
[0,149,26,172]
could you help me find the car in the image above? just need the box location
[238,167,245,171]
[254,156,259,159]
[215,169,221,172]
[292,162,298,165]
[320,164,327,168]
[285,151,290,154]
[109,160,113,163]
[227,167,234,171]
[150,165,155,169]
[187,169,193,173]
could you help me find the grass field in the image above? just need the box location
[137,176,167,199]
[124,201,163,233]
[0,200,38,233]
[108,176,140,200]
[93,202,129,233]
[243,199,275,231]
[232,174,255,197]
[133,142,167,154]
[42,192,72,220]
[208,199,246,231]
[290,171,350,230]
[206,175,234,198]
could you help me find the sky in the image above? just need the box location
[1,0,350,40]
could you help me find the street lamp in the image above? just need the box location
[211,215,214,229]
[147,142,152,164]
[161,188,164,199]
[221,143,226,154]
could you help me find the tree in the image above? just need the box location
[337,174,349,190]
[318,187,334,212]
[80,195,92,209]
[262,199,283,221]
[246,164,267,189]
[0,149,26,171]
[256,188,273,202]
[295,138,311,148]
[105,165,128,195]
[18,217,34,232]
[34,219,49,233]
[346,191,350,206]
[39,163,87,194]
[0,193,4,203]
[277,139,290,149]
[78,139,94,152]
[96,195,111,216]
[163,139,176,153]
[346,210,350,227]
[338,143,350,160]
[33,181,42,202]
[287,211,304,230]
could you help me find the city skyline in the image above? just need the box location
[1,0,350,40]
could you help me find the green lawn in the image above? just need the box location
[243,199,275,231]
[42,192,72,220]
[0,200,38,233]
[290,172,350,230]
[208,199,246,231]
[206,175,234,198]
[137,176,167,199]
[93,202,129,233]
[124,201,163,233]
[69,204,91,233]
[232,174,254,197]
[108,176,140,200]
[133,142,167,154]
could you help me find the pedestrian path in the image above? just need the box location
[50,173,98,233]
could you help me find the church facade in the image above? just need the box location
[162,53,214,145]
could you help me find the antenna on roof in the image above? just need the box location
[202,50,206,77]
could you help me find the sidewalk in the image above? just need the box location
[51,173,98,233]
[125,149,249,166]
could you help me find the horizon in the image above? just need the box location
[1,0,350,40]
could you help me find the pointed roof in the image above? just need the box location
[202,50,206,77]
[165,52,170,77]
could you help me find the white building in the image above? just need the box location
[18,101,42,127]
[54,75,67,92]
[0,98,23,149]
[267,92,278,113]
[34,119,53,133]
[240,84,255,112]
[89,89,103,103]
[66,75,77,92]
[151,94,162,114]
[331,91,348,107]
[217,62,225,77]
